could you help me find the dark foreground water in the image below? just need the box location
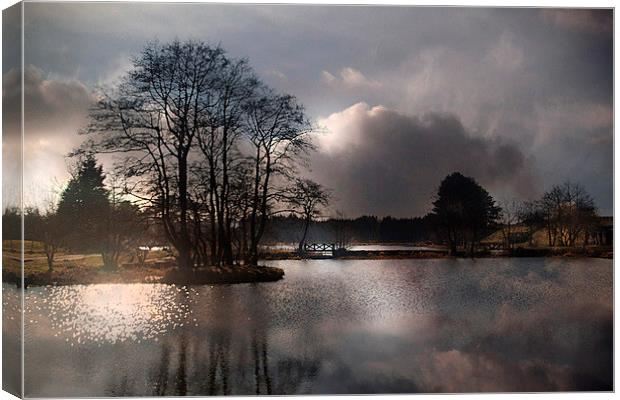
[3,258,613,396]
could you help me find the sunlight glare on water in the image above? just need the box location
[24,284,198,344]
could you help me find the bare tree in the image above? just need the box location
[280,179,330,253]
[244,88,314,264]
[81,40,224,270]
[79,40,317,270]
[101,182,147,271]
[498,199,520,251]
[194,57,259,266]
[556,182,597,247]
[536,181,597,247]
[540,185,563,246]
[41,197,61,272]
[23,193,62,272]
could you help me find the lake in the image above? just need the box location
[3,257,613,396]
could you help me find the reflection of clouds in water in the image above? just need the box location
[418,349,573,392]
[16,258,613,395]
[265,258,611,392]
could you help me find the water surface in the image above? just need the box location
[263,243,443,252]
[3,257,613,396]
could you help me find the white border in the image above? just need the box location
[0,1,616,400]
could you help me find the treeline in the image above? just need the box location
[3,170,607,267]
[262,215,436,245]
[429,173,603,255]
[509,181,600,248]
[261,173,606,257]
[3,156,154,271]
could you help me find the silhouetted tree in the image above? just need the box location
[2,207,21,252]
[280,179,330,252]
[33,194,64,272]
[80,39,315,269]
[539,181,598,247]
[102,197,147,270]
[332,210,351,248]
[57,155,110,257]
[193,56,259,266]
[81,40,226,270]
[38,212,61,272]
[431,172,500,256]
[540,185,563,246]
[244,88,314,264]
[56,155,144,270]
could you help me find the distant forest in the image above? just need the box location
[262,215,435,246]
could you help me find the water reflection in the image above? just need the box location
[2,284,22,396]
[22,284,199,345]
[14,257,613,396]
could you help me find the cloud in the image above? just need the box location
[263,69,288,84]
[485,32,524,71]
[2,65,95,208]
[3,65,94,136]
[533,100,613,146]
[541,9,613,35]
[311,103,535,217]
[322,67,382,91]
[11,5,613,215]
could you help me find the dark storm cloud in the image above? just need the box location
[12,4,613,215]
[312,103,535,217]
[3,65,93,135]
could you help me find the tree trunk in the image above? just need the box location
[250,155,272,266]
[45,244,55,272]
[450,243,457,256]
[298,217,311,253]
[101,252,118,271]
[248,152,262,265]
[177,155,192,270]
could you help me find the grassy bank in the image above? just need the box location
[2,260,284,288]
[2,241,284,288]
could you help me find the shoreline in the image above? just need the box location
[3,247,611,288]
[261,247,613,260]
[2,264,285,288]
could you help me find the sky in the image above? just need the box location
[2,3,613,217]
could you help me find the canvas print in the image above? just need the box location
[2,2,613,397]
